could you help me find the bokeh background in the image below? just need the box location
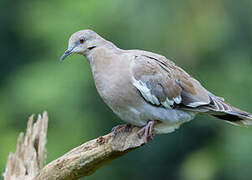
[1,0,252,179]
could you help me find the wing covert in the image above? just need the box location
[130,54,211,109]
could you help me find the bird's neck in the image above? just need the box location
[86,42,122,66]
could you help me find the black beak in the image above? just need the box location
[60,48,74,62]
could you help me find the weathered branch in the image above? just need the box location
[4,113,145,180]
[35,126,144,180]
[3,112,48,180]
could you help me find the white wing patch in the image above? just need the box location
[173,96,182,104]
[161,97,174,109]
[132,78,182,108]
[187,101,209,107]
[132,78,160,105]
[161,96,182,109]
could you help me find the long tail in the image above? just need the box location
[207,94,252,126]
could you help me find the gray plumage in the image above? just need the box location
[61,29,252,135]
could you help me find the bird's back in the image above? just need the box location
[127,49,252,126]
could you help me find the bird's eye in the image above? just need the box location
[79,38,85,44]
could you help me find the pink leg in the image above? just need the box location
[138,120,157,143]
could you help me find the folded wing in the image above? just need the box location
[130,53,252,126]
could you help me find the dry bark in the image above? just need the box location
[3,112,48,180]
[3,113,145,180]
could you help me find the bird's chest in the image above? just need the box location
[91,54,140,111]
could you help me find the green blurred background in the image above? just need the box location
[0,0,252,179]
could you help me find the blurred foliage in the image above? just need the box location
[0,0,252,180]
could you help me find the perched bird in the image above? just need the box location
[61,30,252,143]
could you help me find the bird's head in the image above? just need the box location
[60,29,103,62]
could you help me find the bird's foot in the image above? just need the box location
[112,124,132,136]
[138,120,157,144]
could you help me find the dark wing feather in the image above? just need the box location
[131,54,211,109]
[130,52,252,126]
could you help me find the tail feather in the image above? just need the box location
[207,94,252,126]
[212,112,252,126]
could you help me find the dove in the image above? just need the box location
[60,30,252,143]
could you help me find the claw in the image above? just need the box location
[138,120,157,143]
[111,124,131,136]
